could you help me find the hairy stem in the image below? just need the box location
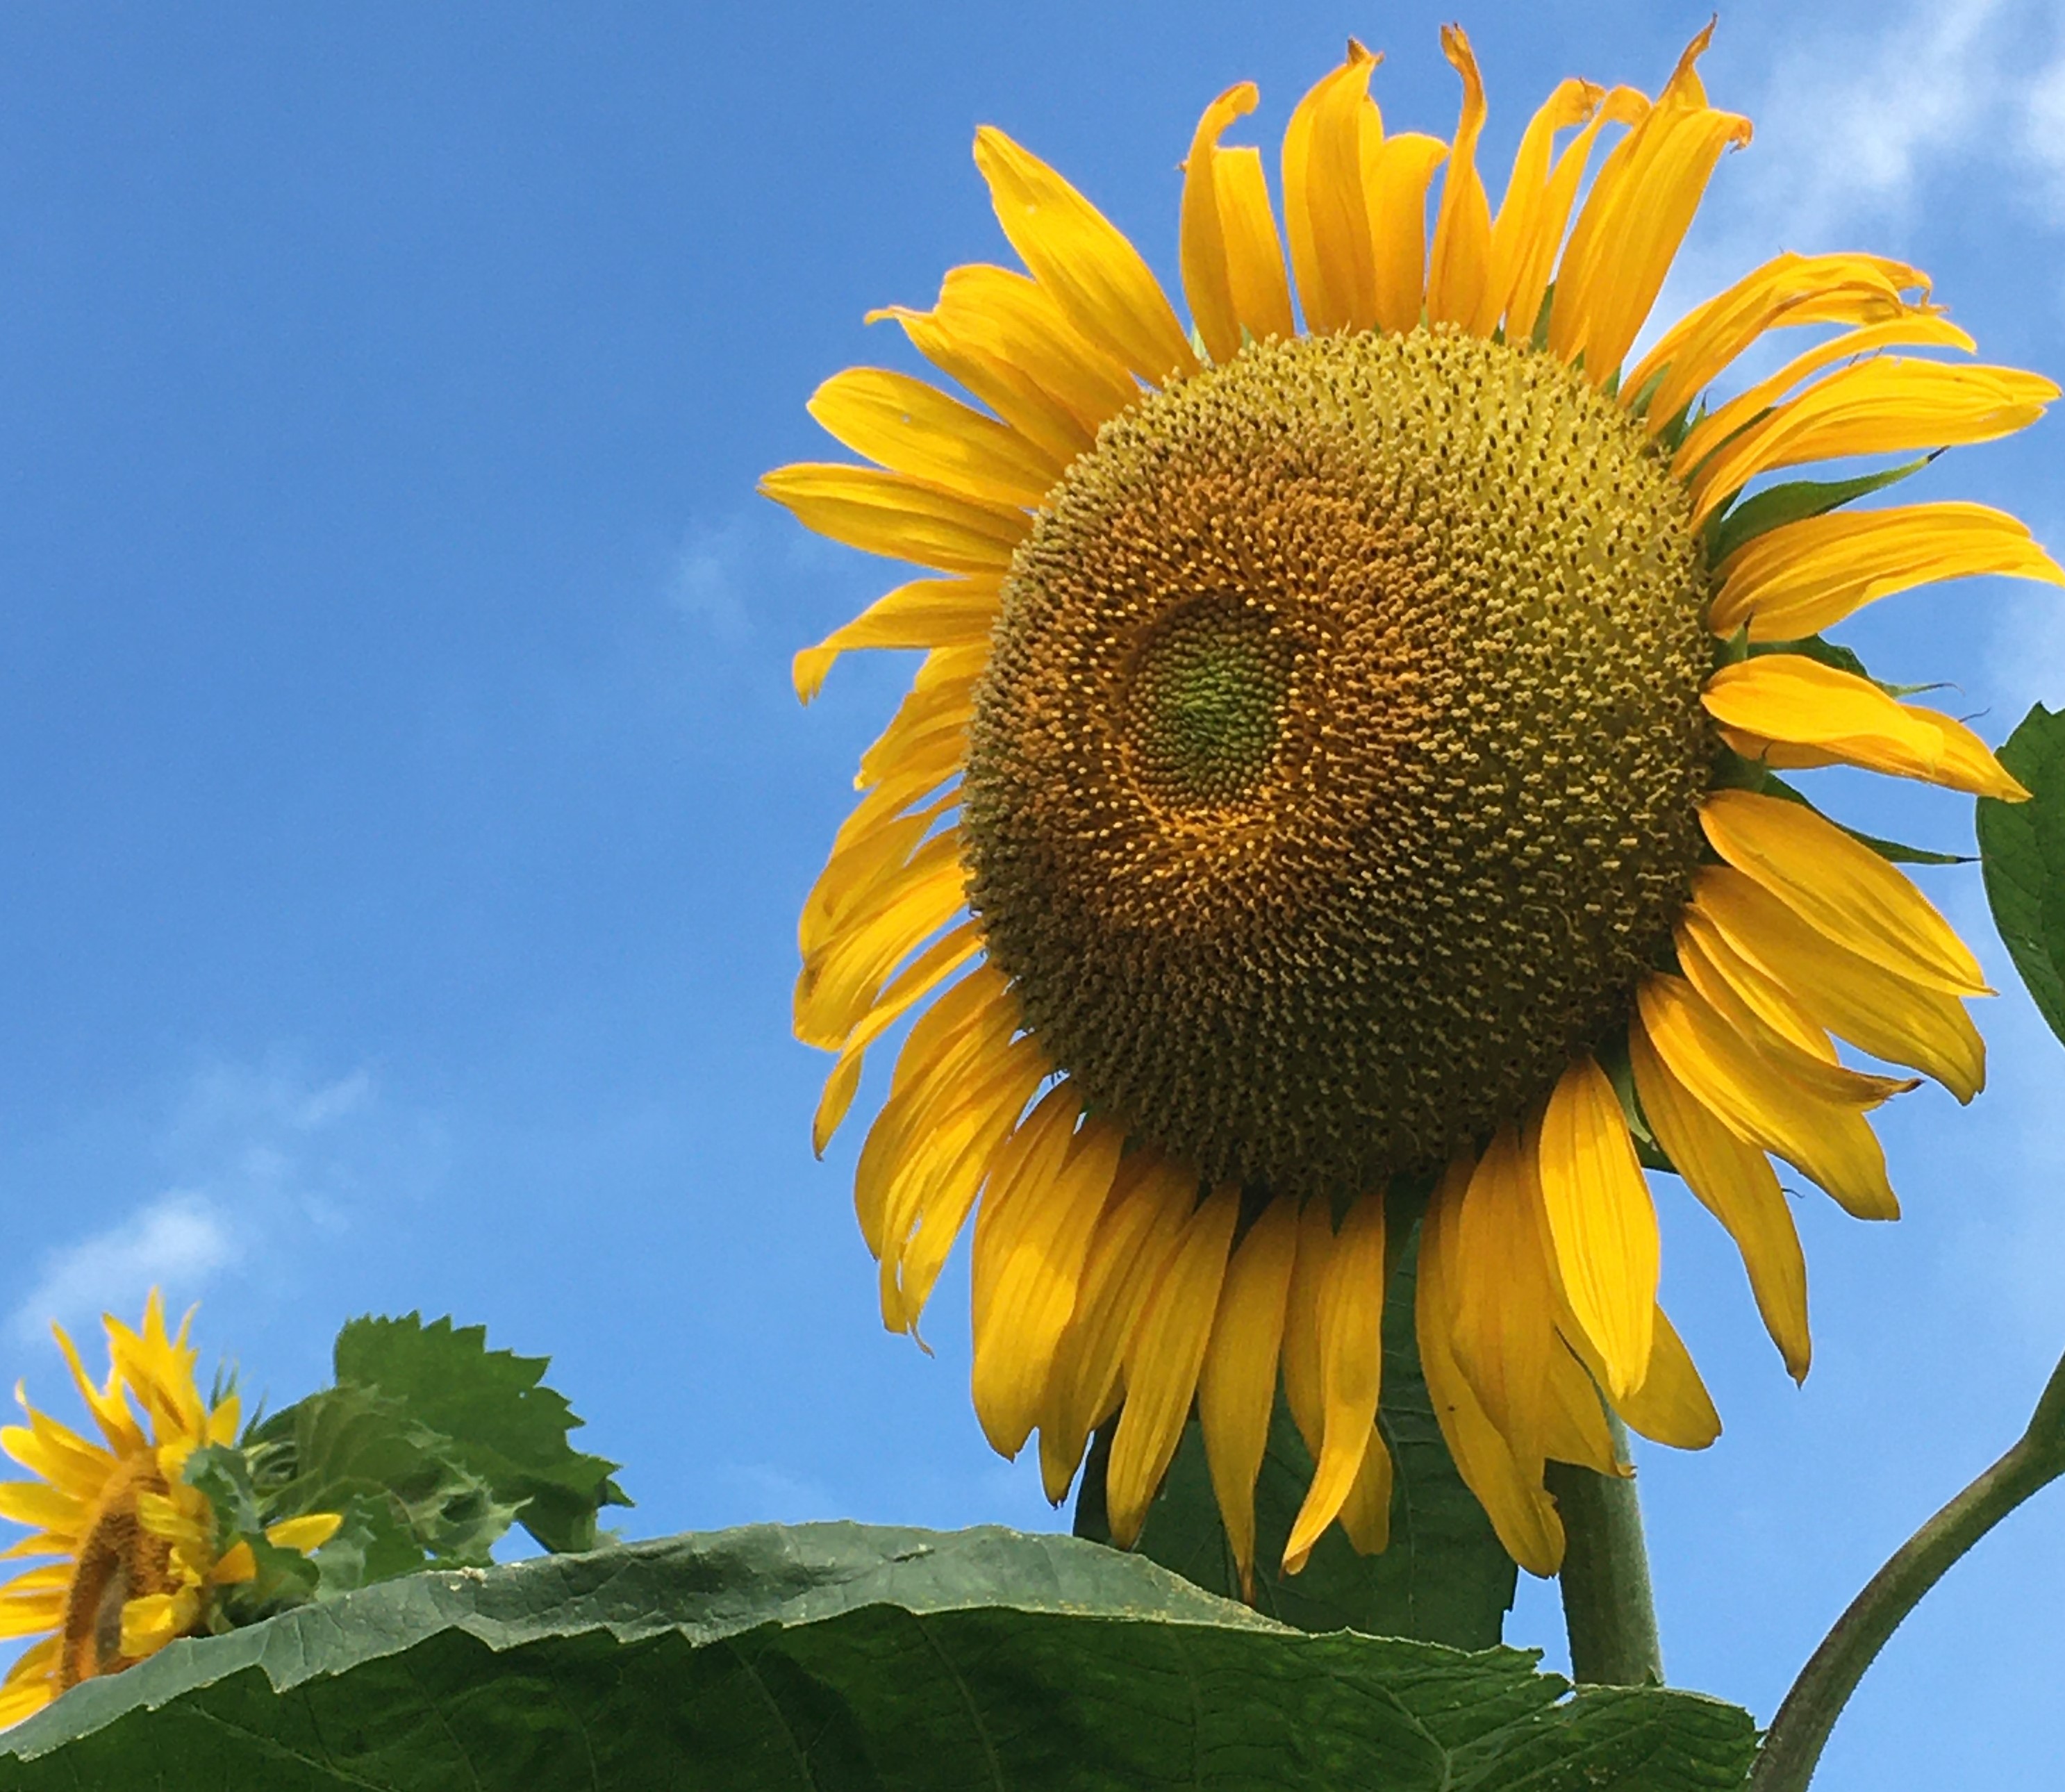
[1751,1350,2065,1792]
[1546,1415,1664,1686]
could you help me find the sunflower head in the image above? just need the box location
[773,23,2059,1591]
[0,1293,340,1727]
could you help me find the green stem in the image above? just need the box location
[1750,1350,2065,1792]
[1545,1414,1664,1686]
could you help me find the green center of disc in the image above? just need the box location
[1128,601,1290,807]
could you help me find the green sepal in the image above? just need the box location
[1703,455,1937,569]
[1979,702,2065,1045]
[1745,631,1944,700]
[181,1444,321,1628]
[1597,1031,1673,1174]
[331,1313,629,1552]
[1623,361,1669,420]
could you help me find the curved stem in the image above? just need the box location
[1751,1351,2065,1792]
[1546,1415,1664,1686]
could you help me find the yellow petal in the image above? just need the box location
[973,127,1197,386]
[1550,26,1751,383]
[794,833,968,1049]
[119,1589,195,1659]
[1705,655,2030,802]
[852,645,984,793]
[1416,1175,1565,1576]
[1693,865,1984,1103]
[799,779,960,963]
[1610,1307,1720,1449]
[1336,1428,1393,1557]
[871,276,1101,465]
[1676,313,1977,478]
[1689,356,2059,524]
[1711,501,2065,640]
[1197,1200,1299,1599]
[0,1482,81,1534]
[265,1511,345,1554]
[1181,82,1263,364]
[1500,86,1643,346]
[812,924,985,1156]
[1284,1194,1387,1573]
[972,1110,1124,1457]
[1279,1200,1335,1456]
[1425,26,1495,335]
[1283,45,1380,335]
[1674,904,1918,1108]
[1445,1128,1559,1475]
[1628,1020,1811,1379]
[760,463,1027,573]
[1483,77,1603,340]
[209,1539,257,1584]
[1535,1056,1659,1401]
[1364,132,1448,336]
[1037,1154,1197,1504]
[852,965,1018,1253]
[808,367,1059,509]
[970,1085,1083,1343]
[879,1038,1049,1332]
[1,1409,113,1500]
[1213,145,1297,346]
[1106,1187,1240,1548]
[1629,253,1929,434]
[1636,973,1900,1220]
[1700,788,1989,996]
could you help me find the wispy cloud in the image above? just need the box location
[9,1193,240,1345]
[1652,0,2065,344]
[667,517,755,642]
[6,1059,431,1343]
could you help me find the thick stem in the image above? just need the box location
[1546,1415,1664,1686]
[1752,1350,2065,1792]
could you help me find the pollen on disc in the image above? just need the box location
[961,325,1716,1196]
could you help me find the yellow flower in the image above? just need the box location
[0,1293,342,1726]
[768,26,2061,1592]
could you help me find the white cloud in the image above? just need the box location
[1741,0,2007,242]
[667,518,753,640]
[5,1059,429,1343]
[9,1193,239,1343]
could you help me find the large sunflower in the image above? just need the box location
[0,1294,339,1725]
[768,27,2061,1588]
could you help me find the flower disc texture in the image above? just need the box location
[768,25,2062,1586]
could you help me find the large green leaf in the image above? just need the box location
[0,1525,1756,1790]
[1980,702,2065,1043]
[331,1311,629,1551]
[1079,1234,1518,1649]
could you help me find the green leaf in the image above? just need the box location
[247,1382,521,1573]
[0,1525,1758,1791]
[1703,457,1934,568]
[1079,1230,1519,1649]
[333,1312,629,1552]
[1979,702,2065,1043]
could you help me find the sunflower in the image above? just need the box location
[768,27,2061,1590]
[0,1293,340,1725]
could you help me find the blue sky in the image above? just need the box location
[1,1,2062,1784]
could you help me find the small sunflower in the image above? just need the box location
[0,1294,340,1725]
[769,27,2062,1588]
